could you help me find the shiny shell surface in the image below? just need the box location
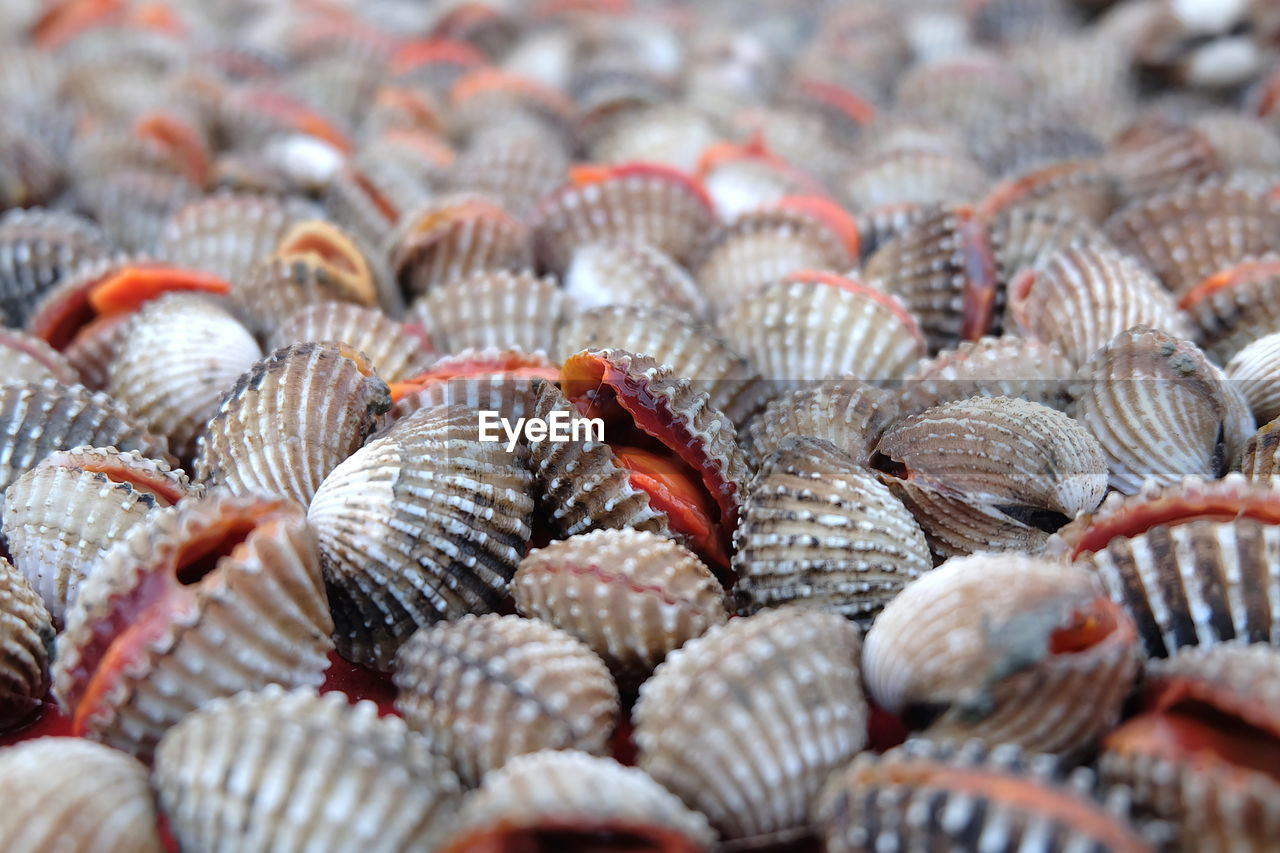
[0,557,53,730]
[267,301,432,383]
[410,268,563,357]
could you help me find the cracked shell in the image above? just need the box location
[0,557,52,730]
[393,613,620,787]
[634,607,867,847]
[154,686,463,853]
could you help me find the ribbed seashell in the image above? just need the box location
[268,219,387,311]
[393,614,619,786]
[388,194,533,300]
[816,739,1153,853]
[1079,518,1280,657]
[634,608,867,846]
[0,380,172,507]
[0,207,113,328]
[553,304,758,422]
[2,446,199,626]
[864,553,1141,756]
[968,108,1106,179]
[0,328,77,385]
[308,404,534,669]
[1180,255,1280,365]
[0,557,52,730]
[156,192,320,284]
[696,142,828,222]
[1011,30,1135,103]
[563,240,709,319]
[154,686,463,853]
[1071,326,1252,493]
[445,127,570,217]
[0,738,163,853]
[408,268,563,357]
[987,205,1115,297]
[1100,643,1280,853]
[52,490,334,760]
[1104,114,1224,201]
[232,253,382,343]
[384,347,558,426]
[448,68,575,144]
[691,199,859,317]
[195,342,391,505]
[733,437,931,625]
[853,202,930,260]
[1225,332,1280,425]
[107,294,262,461]
[1103,178,1280,299]
[862,204,1000,351]
[899,336,1076,415]
[840,148,990,212]
[267,302,431,383]
[530,162,718,273]
[511,529,729,689]
[743,380,901,470]
[438,750,716,853]
[589,104,721,174]
[979,159,1120,225]
[1007,242,1194,368]
[893,52,1030,131]
[874,396,1108,557]
[1194,111,1280,173]
[1241,416,1280,482]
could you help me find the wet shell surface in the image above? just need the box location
[154,686,464,853]
[195,341,392,506]
[634,607,867,846]
[267,301,432,383]
[0,737,163,853]
[52,490,335,760]
[863,552,1140,756]
[410,268,563,357]
[393,613,620,787]
[816,739,1153,853]
[563,240,708,319]
[511,529,729,688]
[307,404,534,670]
[0,557,53,730]
[874,396,1108,557]
[2,446,199,626]
[733,437,931,625]
[438,749,716,853]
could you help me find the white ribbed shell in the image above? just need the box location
[268,301,430,383]
[1225,331,1280,425]
[410,268,563,356]
[0,556,52,729]
[564,240,709,319]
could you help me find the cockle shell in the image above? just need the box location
[1103,114,1224,201]
[1194,110,1280,173]
[1070,326,1253,493]
[695,139,828,221]
[2,446,200,626]
[108,293,263,461]
[78,167,201,255]
[267,301,432,383]
[194,341,391,506]
[445,126,570,217]
[52,490,334,760]
[1241,416,1280,482]
[0,207,113,328]
[816,739,1154,853]
[154,686,463,853]
[893,53,1030,131]
[1225,332,1280,424]
[409,268,564,356]
[634,608,867,846]
[448,68,575,143]
[742,380,901,470]
[733,437,931,625]
[839,147,990,212]
[980,159,1120,225]
[1006,242,1194,368]
[0,328,77,385]
[986,203,1115,292]
[437,750,716,853]
[898,335,1076,416]
[968,109,1106,179]
[0,738,163,853]
[874,396,1108,557]
[393,613,620,787]
[384,347,558,426]
[0,557,52,730]
[864,552,1140,756]
[589,104,720,174]
[563,240,709,319]
[1180,255,1280,365]
[511,529,729,688]
[307,404,534,670]
[1100,643,1280,853]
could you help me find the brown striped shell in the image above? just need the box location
[393,613,620,787]
[898,335,1076,416]
[156,192,319,284]
[874,396,1108,558]
[511,529,729,689]
[194,342,391,506]
[445,127,570,218]
[1225,332,1280,425]
[980,159,1120,226]
[1007,242,1195,368]
[2,446,199,626]
[987,204,1115,291]
[733,437,931,625]
[107,293,263,461]
[52,490,334,761]
[864,552,1141,756]
[1180,256,1280,365]
[307,404,534,670]
[563,240,709,319]
[0,328,78,384]
[634,607,867,846]
[437,750,717,853]
[742,380,901,470]
[267,301,431,383]
[0,207,113,328]
[816,739,1154,853]
[1241,416,1280,482]
[154,686,463,853]
[409,268,563,356]
[232,251,383,341]
[1103,114,1224,202]
[0,738,163,852]
[0,557,52,730]
[839,148,990,212]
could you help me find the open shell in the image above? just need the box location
[0,207,113,328]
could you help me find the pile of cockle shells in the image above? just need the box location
[2,0,1280,850]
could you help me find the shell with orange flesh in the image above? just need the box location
[409,268,563,357]
[385,346,559,426]
[0,207,114,328]
[863,552,1141,757]
[694,134,830,222]
[51,489,334,761]
[437,750,717,853]
[0,556,53,731]
[2,446,201,626]
[1181,255,1280,365]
